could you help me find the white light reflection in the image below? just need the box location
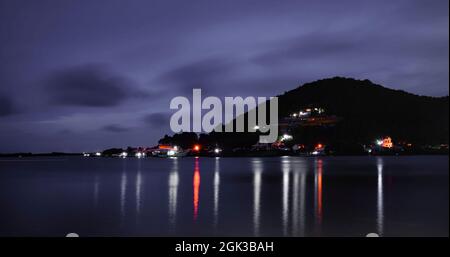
[93,175,99,209]
[292,160,306,237]
[213,157,220,230]
[135,160,142,219]
[168,157,179,230]
[281,156,290,236]
[377,157,384,236]
[252,158,263,236]
[120,161,128,218]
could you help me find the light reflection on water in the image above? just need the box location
[168,158,178,230]
[136,161,142,219]
[377,157,384,236]
[120,163,127,219]
[213,157,220,230]
[193,158,201,221]
[314,159,323,234]
[281,157,289,236]
[0,156,447,236]
[252,158,262,236]
[292,164,306,237]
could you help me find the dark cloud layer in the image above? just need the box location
[0,94,17,117]
[44,65,147,107]
[253,33,364,65]
[157,57,300,97]
[102,124,131,133]
[142,112,170,128]
[159,58,235,85]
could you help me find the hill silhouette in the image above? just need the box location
[277,77,448,145]
[160,77,448,154]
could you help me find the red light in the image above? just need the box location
[317,143,323,149]
[193,145,200,151]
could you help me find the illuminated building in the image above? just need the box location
[153,144,187,157]
[381,137,393,148]
[376,137,393,149]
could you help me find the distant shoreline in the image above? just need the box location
[0,152,448,158]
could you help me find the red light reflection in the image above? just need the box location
[316,159,323,225]
[193,158,201,220]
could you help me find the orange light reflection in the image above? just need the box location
[193,158,201,220]
[316,159,323,225]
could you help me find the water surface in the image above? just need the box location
[0,156,448,236]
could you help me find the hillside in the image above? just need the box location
[277,77,448,145]
[160,77,448,153]
[279,77,449,144]
[207,77,449,150]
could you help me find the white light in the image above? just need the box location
[95,152,101,156]
[173,146,178,151]
[254,125,260,130]
[292,113,297,117]
[135,152,142,158]
[214,148,221,154]
[121,152,128,158]
[312,151,319,155]
[282,134,293,141]
[167,150,176,156]
[376,140,383,146]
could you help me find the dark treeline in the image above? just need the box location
[158,131,259,149]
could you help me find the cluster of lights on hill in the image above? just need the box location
[376,137,393,148]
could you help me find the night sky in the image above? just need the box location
[0,0,448,152]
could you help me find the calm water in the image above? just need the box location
[0,156,448,237]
